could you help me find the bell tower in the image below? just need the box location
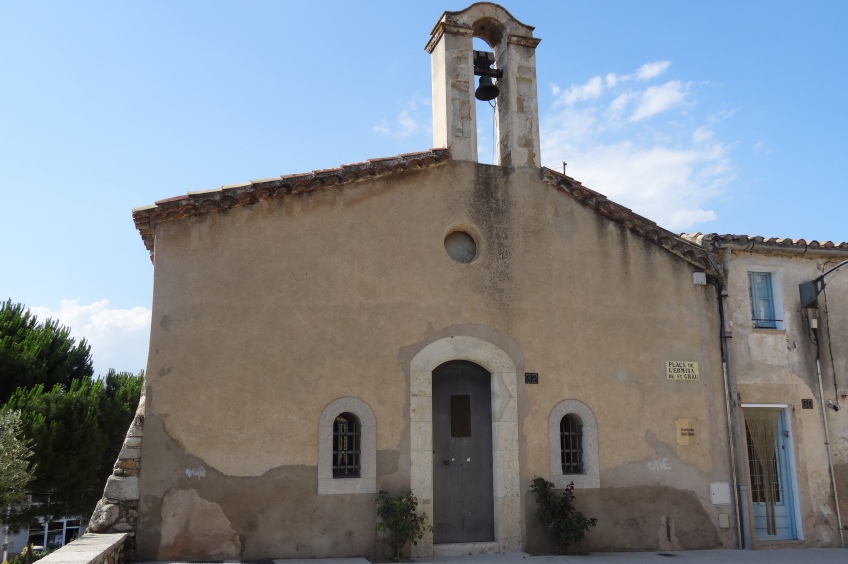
[426,3,542,168]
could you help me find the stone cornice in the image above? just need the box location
[541,167,717,273]
[132,149,450,262]
[425,21,473,53]
[507,35,541,48]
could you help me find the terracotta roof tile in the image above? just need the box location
[132,148,451,261]
[681,232,848,256]
[541,168,716,272]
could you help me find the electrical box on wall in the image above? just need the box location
[710,482,731,505]
[692,272,707,285]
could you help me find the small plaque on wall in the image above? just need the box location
[525,373,539,384]
[676,418,695,445]
[666,361,699,381]
[802,399,814,409]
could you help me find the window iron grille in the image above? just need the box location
[333,412,361,478]
[560,414,584,474]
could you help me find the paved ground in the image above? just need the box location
[413,548,848,563]
[139,548,848,564]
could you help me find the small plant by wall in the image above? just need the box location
[530,477,598,554]
[375,489,430,561]
[3,545,51,564]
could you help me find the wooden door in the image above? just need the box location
[432,360,494,544]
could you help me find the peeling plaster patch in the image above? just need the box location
[185,467,206,479]
[159,489,242,561]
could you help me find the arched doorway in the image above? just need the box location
[408,335,520,555]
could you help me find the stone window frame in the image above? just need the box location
[318,397,376,495]
[548,399,599,489]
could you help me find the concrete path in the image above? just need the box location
[141,548,848,564]
[414,548,848,563]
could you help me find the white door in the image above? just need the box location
[744,408,798,540]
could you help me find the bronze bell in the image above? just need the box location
[475,75,499,101]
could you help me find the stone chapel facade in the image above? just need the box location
[95,3,844,559]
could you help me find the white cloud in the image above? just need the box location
[634,60,671,81]
[372,93,431,139]
[30,299,151,377]
[629,80,686,122]
[541,62,733,231]
[692,126,714,144]
[555,76,605,106]
[752,140,772,155]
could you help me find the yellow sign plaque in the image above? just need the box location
[676,418,695,445]
[666,360,699,381]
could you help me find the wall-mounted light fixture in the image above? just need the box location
[799,258,848,308]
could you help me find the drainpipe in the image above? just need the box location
[813,329,845,547]
[718,248,752,549]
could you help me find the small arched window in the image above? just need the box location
[560,414,584,474]
[318,397,375,495]
[333,412,361,478]
[549,400,599,488]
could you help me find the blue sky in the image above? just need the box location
[1,1,846,376]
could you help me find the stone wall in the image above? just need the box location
[86,393,144,560]
[37,533,128,564]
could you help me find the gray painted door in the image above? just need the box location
[432,360,494,544]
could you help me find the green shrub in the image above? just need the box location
[530,477,598,554]
[375,489,430,561]
[3,545,52,564]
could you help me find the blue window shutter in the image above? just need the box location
[749,272,776,328]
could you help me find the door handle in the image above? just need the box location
[443,460,450,465]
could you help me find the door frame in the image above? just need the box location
[741,404,804,541]
[409,336,520,556]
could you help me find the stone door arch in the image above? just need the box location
[409,336,520,555]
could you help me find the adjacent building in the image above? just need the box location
[683,233,848,547]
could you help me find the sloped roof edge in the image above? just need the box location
[132,148,451,261]
[681,232,848,257]
[541,167,717,273]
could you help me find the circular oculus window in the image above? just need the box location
[444,230,477,264]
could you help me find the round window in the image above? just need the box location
[444,231,477,264]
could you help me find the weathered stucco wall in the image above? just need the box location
[725,250,847,546]
[137,160,732,559]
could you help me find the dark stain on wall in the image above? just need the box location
[137,412,381,561]
[469,164,514,307]
[524,485,720,554]
[377,449,400,476]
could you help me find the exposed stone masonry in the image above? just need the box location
[86,393,144,561]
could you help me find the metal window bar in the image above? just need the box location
[751,317,784,325]
[745,426,780,503]
[333,413,361,478]
[560,415,584,474]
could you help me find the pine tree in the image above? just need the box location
[0,300,143,525]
